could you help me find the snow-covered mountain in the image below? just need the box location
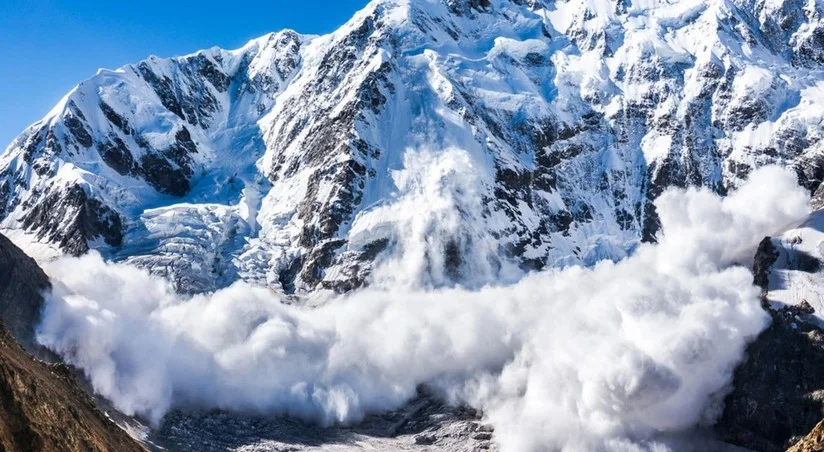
[2,0,824,294]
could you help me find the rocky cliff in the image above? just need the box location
[0,233,50,354]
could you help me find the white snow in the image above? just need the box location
[2,0,822,293]
[36,165,808,451]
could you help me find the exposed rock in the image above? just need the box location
[139,153,190,197]
[0,233,50,353]
[789,419,824,452]
[752,236,779,299]
[0,234,143,450]
[0,321,144,452]
[715,302,824,451]
[20,184,123,256]
[715,238,824,450]
[98,135,137,176]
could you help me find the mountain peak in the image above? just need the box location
[1,0,822,292]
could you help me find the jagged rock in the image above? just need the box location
[715,237,824,451]
[789,419,824,452]
[752,236,779,299]
[0,234,142,450]
[715,302,824,451]
[20,184,122,256]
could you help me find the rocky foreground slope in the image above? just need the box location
[712,216,824,451]
[0,233,50,354]
[0,323,144,452]
[717,300,824,451]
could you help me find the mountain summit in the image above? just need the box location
[2,0,823,293]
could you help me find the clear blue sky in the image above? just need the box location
[0,0,369,149]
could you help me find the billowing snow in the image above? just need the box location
[37,165,809,451]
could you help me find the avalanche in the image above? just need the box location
[37,165,809,451]
[1,0,822,450]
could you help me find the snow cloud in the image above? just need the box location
[36,159,809,451]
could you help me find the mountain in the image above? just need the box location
[1,0,823,294]
[708,211,824,450]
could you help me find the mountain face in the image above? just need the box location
[2,0,824,294]
[708,214,824,450]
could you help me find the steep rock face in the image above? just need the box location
[0,234,142,451]
[717,213,824,451]
[0,321,144,452]
[715,301,824,451]
[0,233,50,352]
[2,0,824,293]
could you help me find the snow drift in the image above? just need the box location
[36,163,809,451]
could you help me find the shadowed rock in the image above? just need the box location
[0,234,50,353]
[715,238,824,451]
[0,232,143,451]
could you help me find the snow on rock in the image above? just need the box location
[2,0,824,294]
[761,209,824,319]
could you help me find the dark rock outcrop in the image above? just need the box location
[716,302,824,451]
[0,234,50,353]
[0,233,143,451]
[752,236,779,299]
[715,238,824,451]
[20,184,123,256]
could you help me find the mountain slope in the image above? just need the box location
[2,0,823,294]
[0,321,145,452]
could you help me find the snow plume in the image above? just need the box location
[352,147,522,289]
[36,164,808,451]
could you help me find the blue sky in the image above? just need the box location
[0,0,368,148]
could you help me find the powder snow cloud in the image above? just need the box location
[36,158,809,451]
